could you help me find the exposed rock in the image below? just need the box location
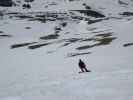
[24,0,34,3]
[82,3,91,9]
[118,0,128,5]
[76,33,116,50]
[60,22,67,27]
[11,42,37,49]
[40,34,59,40]
[71,10,105,18]
[123,43,133,47]
[22,3,31,9]
[0,31,3,33]
[28,43,51,49]
[120,12,133,16]
[0,0,13,7]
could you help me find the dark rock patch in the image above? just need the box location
[95,32,113,37]
[22,4,31,9]
[0,0,13,7]
[0,11,3,17]
[32,14,46,22]
[60,22,67,27]
[54,27,62,34]
[30,17,46,23]
[31,13,59,22]
[11,42,37,49]
[35,14,46,18]
[88,19,103,24]
[40,34,59,40]
[34,12,68,22]
[25,27,31,29]
[71,10,105,18]
[65,38,80,43]
[0,31,3,33]
[118,0,128,5]
[76,32,116,50]
[6,12,20,15]
[69,0,75,1]
[15,15,33,19]
[70,15,84,20]
[123,43,133,47]
[77,37,116,50]
[28,43,50,49]
[0,34,12,38]
[96,37,116,45]
[120,12,133,16]
[6,11,104,24]
[24,0,34,3]
[82,3,91,9]
[62,42,71,47]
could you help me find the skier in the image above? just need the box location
[78,59,90,73]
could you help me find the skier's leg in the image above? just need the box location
[84,67,89,72]
[81,68,84,72]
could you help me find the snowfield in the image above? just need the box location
[0,0,133,100]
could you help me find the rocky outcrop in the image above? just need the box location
[24,0,34,3]
[71,10,105,18]
[0,0,13,7]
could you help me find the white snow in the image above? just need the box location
[0,0,133,100]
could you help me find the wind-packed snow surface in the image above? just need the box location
[0,0,133,100]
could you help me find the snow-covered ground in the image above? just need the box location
[0,0,133,100]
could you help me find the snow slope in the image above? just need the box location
[0,0,133,100]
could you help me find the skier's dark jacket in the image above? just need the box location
[79,59,86,68]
